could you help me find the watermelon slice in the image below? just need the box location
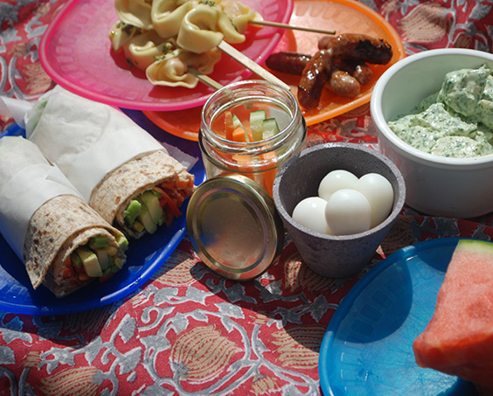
[413,239,493,391]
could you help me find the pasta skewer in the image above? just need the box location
[250,20,336,36]
[112,0,309,92]
[188,67,224,90]
[218,41,290,91]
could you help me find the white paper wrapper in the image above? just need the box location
[0,137,82,259]
[26,87,165,200]
[0,96,32,128]
[1,88,198,179]
[162,141,197,171]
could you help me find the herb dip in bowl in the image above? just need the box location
[388,64,493,158]
[370,48,493,218]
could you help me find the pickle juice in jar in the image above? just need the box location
[199,80,306,195]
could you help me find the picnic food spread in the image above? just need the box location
[1,0,493,395]
[389,64,493,158]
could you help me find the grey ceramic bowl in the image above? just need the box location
[273,143,406,278]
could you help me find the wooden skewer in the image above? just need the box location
[218,41,291,91]
[188,67,224,90]
[250,20,336,36]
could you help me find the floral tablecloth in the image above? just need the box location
[0,1,493,395]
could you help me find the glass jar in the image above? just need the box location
[199,80,306,196]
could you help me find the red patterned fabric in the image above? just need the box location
[1,1,493,395]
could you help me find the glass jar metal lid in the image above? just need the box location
[186,174,284,280]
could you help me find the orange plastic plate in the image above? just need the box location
[144,0,405,141]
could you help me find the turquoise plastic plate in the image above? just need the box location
[319,237,479,396]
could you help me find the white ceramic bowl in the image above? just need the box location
[371,48,493,218]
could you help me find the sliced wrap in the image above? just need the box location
[26,87,194,238]
[90,149,194,237]
[0,137,128,297]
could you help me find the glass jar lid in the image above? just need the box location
[186,174,284,280]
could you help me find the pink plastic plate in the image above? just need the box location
[39,0,293,111]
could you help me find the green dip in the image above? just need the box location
[388,64,493,158]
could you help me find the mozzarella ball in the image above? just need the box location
[356,173,394,228]
[318,170,358,201]
[292,197,331,234]
[324,189,371,235]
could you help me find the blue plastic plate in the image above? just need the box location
[0,110,205,315]
[319,237,480,396]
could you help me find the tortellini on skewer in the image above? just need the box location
[146,48,221,88]
[120,33,222,89]
[176,5,224,53]
[174,1,263,52]
[110,0,262,88]
[151,0,194,39]
[109,21,142,51]
[146,57,197,88]
[220,0,263,33]
[123,31,175,70]
[115,0,153,30]
[217,9,248,44]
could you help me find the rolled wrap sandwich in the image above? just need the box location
[0,137,129,297]
[26,87,194,239]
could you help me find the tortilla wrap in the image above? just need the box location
[26,87,194,238]
[0,137,127,298]
[25,195,127,297]
[90,149,194,237]
[26,87,171,201]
